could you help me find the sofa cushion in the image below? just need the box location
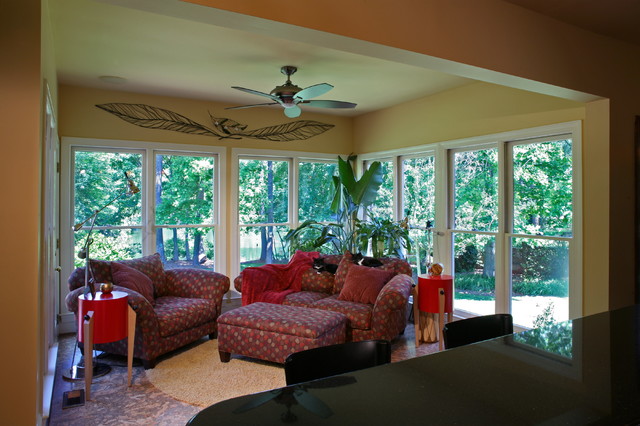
[300,269,335,293]
[283,291,331,307]
[311,295,374,330]
[111,262,155,305]
[154,296,217,337]
[333,250,354,294]
[338,264,395,305]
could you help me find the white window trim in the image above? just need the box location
[230,148,347,280]
[358,120,583,321]
[60,137,227,330]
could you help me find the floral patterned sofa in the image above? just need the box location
[65,253,230,368]
[234,252,413,342]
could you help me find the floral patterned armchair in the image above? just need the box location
[65,253,230,368]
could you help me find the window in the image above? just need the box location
[231,149,338,277]
[237,158,290,269]
[72,149,144,267]
[155,153,217,268]
[359,121,581,327]
[402,154,436,275]
[451,147,498,316]
[62,139,224,278]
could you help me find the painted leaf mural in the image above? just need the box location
[96,103,334,141]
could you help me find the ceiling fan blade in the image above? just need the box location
[231,86,280,101]
[284,105,302,118]
[294,83,333,101]
[225,102,279,110]
[303,100,357,109]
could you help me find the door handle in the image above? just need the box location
[55,266,62,272]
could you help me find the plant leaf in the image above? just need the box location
[353,161,383,207]
[240,120,334,141]
[96,103,220,137]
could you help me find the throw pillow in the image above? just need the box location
[111,261,155,305]
[338,264,395,305]
[333,250,354,294]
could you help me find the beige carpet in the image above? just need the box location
[145,340,286,407]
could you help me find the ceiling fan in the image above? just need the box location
[226,65,357,118]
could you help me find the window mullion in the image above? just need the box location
[495,141,509,315]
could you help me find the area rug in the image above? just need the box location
[145,340,286,407]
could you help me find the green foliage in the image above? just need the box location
[455,244,479,273]
[513,140,572,237]
[355,217,411,258]
[454,274,495,293]
[513,240,569,281]
[514,303,573,358]
[453,149,498,232]
[455,273,567,297]
[286,156,413,258]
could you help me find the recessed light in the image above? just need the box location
[99,75,127,84]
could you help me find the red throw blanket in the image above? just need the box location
[241,251,319,306]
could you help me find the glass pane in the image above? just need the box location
[368,160,394,219]
[73,228,142,268]
[157,227,215,270]
[512,139,572,237]
[453,149,498,232]
[74,150,142,227]
[298,161,338,222]
[238,159,288,224]
[453,233,496,316]
[511,237,569,328]
[402,156,435,228]
[239,225,290,270]
[155,154,215,226]
[408,228,431,276]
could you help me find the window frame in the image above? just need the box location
[358,121,582,325]
[61,137,227,308]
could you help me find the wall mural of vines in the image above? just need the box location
[96,103,335,141]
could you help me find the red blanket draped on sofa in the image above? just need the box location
[241,251,319,306]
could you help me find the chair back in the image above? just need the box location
[284,340,391,385]
[443,313,513,349]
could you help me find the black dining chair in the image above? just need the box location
[284,340,392,385]
[442,313,513,349]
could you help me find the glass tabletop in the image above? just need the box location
[188,305,640,425]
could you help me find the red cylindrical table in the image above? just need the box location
[413,274,454,350]
[78,290,136,400]
[78,291,128,343]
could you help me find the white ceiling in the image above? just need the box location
[50,0,637,118]
[49,0,474,117]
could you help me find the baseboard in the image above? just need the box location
[58,312,76,334]
[42,342,58,420]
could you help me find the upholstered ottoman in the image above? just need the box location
[217,302,347,363]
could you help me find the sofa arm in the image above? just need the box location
[234,275,243,293]
[370,274,414,340]
[164,268,230,303]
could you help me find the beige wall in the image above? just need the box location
[195,0,638,311]
[354,81,585,153]
[0,1,42,424]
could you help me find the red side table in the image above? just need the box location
[79,290,136,400]
[413,274,454,350]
